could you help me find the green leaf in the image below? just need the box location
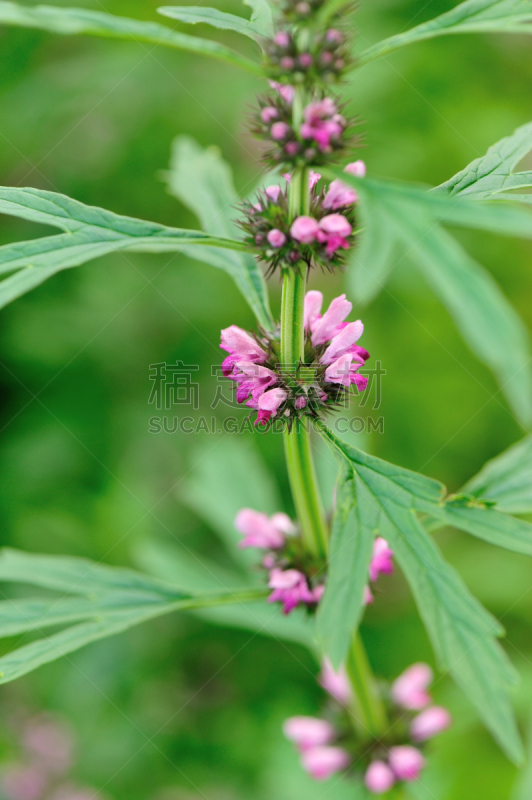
[158,6,264,42]
[346,191,397,305]
[435,121,532,200]
[243,0,274,37]
[317,421,529,762]
[132,538,314,648]
[0,2,261,73]
[0,186,247,311]
[328,167,532,427]
[462,436,532,513]
[165,136,273,329]
[358,0,532,65]
[0,549,266,683]
[315,461,375,665]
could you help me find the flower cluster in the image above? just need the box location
[283,661,451,793]
[264,29,351,85]
[279,0,355,25]
[364,664,452,794]
[235,508,325,614]
[220,291,369,428]
[253,86,357,168]
[239,162,364,273]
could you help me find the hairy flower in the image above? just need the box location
[410,706,452,742]
[283,717,336,750]
[264,26,352,85]
[235,509,295,549]
[320,658,352,706]
[219,290,369,428]
[388,746,425,782]
[238,166,364,274]
[300,746,350,780]
[391,663,433,710]
[365,761,396,794]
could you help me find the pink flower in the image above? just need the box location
[311,293,352,346]
[391,663,433,710]
[319,214,352,238]
[320,658,352,706]
[290,216,320,244]
[300,746,350,780]
[364,585,374,605]
[300,98,344,151]
[295,396,307,409]
[274,31,291,47]
[344,160,366,177]
[267,228,286,248]
[280,56,295,70]
[23,715,74,774]
[369,537,394,582]
[235,508,294,549]
[255,387,288,426]
[304,290,323,330]
[322,179,358,210]
[365,761,396,794]
[388,746,425,782]
[265,184,282,203]
[325,28,343,43]
[235,363,277,404]
[410,706,452,742]
[269,81,295,104]
[220,325,268,375]
[324,354,366,389]
[0,766,47,800]
[299,53,313,68]
[283,717,335,750]
[268,567,315,613]
[320,321,364,365]
[261,106,279,123]
[271,121,291,140]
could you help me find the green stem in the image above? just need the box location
[347,631,388,738]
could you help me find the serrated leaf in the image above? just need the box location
[462,436,532,513]
[317,422,525,763]
[158,6,264,42]
[165,137,273,329]
[243,0,274,37]
[358,0,532,65]
[315,461,375,664]
[0,186,248,312]
[328,167,532,427]
[0,2,261,73]
[0,549,266,682]
[435,121,532,200]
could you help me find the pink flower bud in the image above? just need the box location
[271,121,291,140]
[389,746,425,782]
[283,717,335,750]
[344,160,366,177]
[280,56,295,70]
[299,53,313,68]
[300,746,350,781]
[365,761,396,794]
[304,290,323,330]
[235,509,287,549]
[311,293,352,346]
[269,81,295,104]
[369,537,394,582]
[364,585,374,605]
[320,658,352,706]
[290,216,320,244]
[296,0,310,12]
[295,396,307,409]
[325,28,343,43]
[391,663,433,710]
[319,214,352,238]
[274,31,291,47]
[265,185,282,203]
[261,106,279,123]
[410,706,452,742]
[267,229,286,248]
[285,141,300,156]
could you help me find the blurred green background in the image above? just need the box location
[0,1,531,798]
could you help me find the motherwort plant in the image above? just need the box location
[0,0,531,796]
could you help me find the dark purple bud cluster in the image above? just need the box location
[238,170,361,274]
[264,29,351,85]
[252,89,358,168]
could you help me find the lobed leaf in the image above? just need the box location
[358,0,532,65]
[0,186,258,314]
[0,2,261,73]
[0,549,266,683]
[158,6,264,42]
[165,136,273,329]
[330,167,532,427]
[243,0,274,38]
[435,121,532,200]
[462,436,532,513]
[317,422,531,761]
